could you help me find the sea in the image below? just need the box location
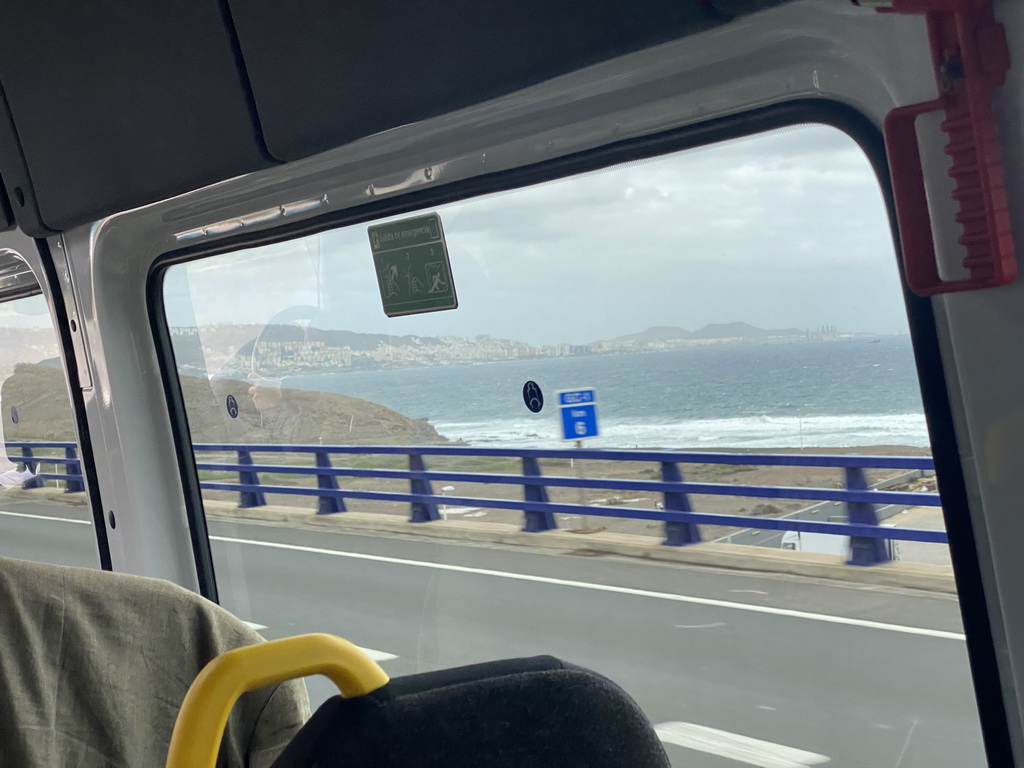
[288,336,929,450]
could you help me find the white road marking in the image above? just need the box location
[731,589,769,595]
[673,622,726,629]
[211,534,966,641]
[240,621,397,661]
[655,722,830,768]
[894,719,920,767]
[0,507,965,641]
[757,706,777,711]
[0,508,90,524]
[358,647,399,662]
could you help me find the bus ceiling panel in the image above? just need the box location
[227,0,797,163]
[0,0,800,237]
[0,0,272,237]
[0,186,14,234]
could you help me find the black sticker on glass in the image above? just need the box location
[523,381,544,413]
[226,395,239,419]
[9,407,18,424]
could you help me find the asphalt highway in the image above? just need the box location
[0,497,986,767]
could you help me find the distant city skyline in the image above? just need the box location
[169,318,894,354]
[169,319,890,377]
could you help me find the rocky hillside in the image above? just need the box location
[1,363,446,446]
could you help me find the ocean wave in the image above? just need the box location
[433,412,930,450]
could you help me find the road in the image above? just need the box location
[0,497,986,767]
[720,469,930,552]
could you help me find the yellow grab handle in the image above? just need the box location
[166,633,390,768]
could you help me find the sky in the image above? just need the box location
[0,294,55,329]
[165,124,909,347]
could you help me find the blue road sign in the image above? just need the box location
[557,389,595,407]
[557,388,598,440]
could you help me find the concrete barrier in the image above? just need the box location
[6,487,954,593]
[203,497,956,594]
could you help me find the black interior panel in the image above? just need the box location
[0,1,804,235]
[710,0,797,16]
[0,1,270,235]
[228,0,723,161]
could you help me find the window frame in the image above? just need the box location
[145,98,1013,763]
[0,241,111,569]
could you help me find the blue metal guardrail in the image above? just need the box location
[5,441,85,493]
[3,442,944,567]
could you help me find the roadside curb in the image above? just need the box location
[203,499,956,594]
[6,486,88,506]
[9,488,954,594]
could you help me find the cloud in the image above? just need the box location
[168,123,908,346]
[0,294,53,329]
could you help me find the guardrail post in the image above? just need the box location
[314,451,345,514]
[522,457,557,532]
[845,467,890,566]
[20,445,43,489]
[236,450,266,509]
[660,462,701,546]
[408,453,440,522]
[64,445,85,493]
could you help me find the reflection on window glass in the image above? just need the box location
[0,294,96,569]
[165,125,983,767]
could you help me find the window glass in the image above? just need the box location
[165,125,982,767]
[0,294,97,569]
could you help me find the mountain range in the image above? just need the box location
[601,322,806,346]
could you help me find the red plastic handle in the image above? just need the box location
[880,2,1015,296]
[884,101,952,295]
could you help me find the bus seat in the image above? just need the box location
[271,654,671,768]
[0,556,309,767]
[169,634,667,768]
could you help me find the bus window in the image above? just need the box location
[0,293,96,569]
[162,124,983,766]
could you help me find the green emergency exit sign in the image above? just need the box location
[368,213,458,317]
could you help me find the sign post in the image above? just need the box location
[557,388,600,532]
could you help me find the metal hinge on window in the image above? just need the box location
[858,0,1014,296]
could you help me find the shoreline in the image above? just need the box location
[693,444,931,456]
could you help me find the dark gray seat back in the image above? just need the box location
[272,655,670,768]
